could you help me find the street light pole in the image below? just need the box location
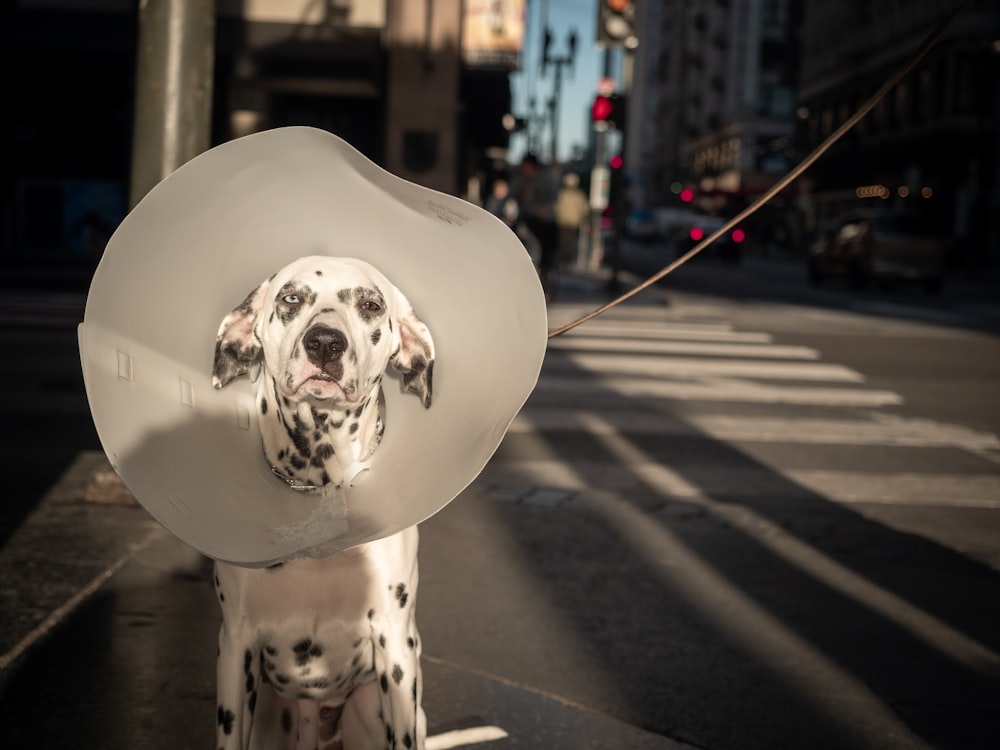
[541,28,577,164]
[129,0,216,208]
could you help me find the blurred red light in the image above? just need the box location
[689,227,704,241]
[679,188,694,203]
[731,228,746,243]
[592,95,613,121]
[609,154,623,169]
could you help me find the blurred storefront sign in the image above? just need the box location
[462,0,525,70]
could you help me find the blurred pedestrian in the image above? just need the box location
[485,178,519,229]
[511,153,559,301]
[555,172,589,268]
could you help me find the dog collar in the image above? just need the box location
[269,459,373,494]
[78,127,547,567]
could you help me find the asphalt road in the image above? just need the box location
[1,253,999,749]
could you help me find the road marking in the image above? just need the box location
[509,410,1000,452]
[549,352,864,382]
[559,323,773,342]
[548,336,820,360]
[534,375,903,407]
[426,726,508,750]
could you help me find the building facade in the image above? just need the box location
[6,0,518,261]
[796,0,999,269]
[631,0,802,218]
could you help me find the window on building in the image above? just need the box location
[761,0,788,27]
[758,82,794,118]
[953,53,986,115]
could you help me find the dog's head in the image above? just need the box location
[212,256,434,409]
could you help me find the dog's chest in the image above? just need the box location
[259,620,375,702]
[214,529,419,702]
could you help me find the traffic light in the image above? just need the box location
[592,94,613,122]
[597,0,637,48]
[591,93,627,130]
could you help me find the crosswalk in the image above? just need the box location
[477,299,1000,568]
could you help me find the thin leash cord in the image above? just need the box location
[547,0,970,339]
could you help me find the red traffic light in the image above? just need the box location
[592,94,613,121]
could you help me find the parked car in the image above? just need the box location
[625,208,658,241]
[807,210,947,294]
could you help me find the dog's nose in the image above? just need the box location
[303,325,348,366]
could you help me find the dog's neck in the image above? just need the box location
[258,376,384,492]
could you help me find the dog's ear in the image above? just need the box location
[390,287,435,408]
[212,280,269,389]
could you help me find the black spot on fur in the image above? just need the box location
[294,638,313,666]
[245,671,254,693]
[371,328,382,345]
[260,398,268,415]
[392,664,404,685]
[275,282,316,325]
[380,672,388,692]
[217,706,235,735]
[386,723,395,746]
[310,443,335,468]
[379,634,386,648]
[395,583,409,608]
[243,649,253,675]
[407,637,415,649]
[349,422,359,434]
[368,608,375,620]
[248,690,257,715]
[282,708,293,733]
[276,673,290,684]
[404,732,413,748]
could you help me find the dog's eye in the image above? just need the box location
[283,294,301,305]
[360,300,382,313]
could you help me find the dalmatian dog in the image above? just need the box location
[211,256,434,750]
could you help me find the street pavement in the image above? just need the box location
[1,255,1000,749]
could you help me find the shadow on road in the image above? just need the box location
[462,317,1000,750]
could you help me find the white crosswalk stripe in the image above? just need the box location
[483,302,1000,536]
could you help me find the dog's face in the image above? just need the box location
[212,256,434,409]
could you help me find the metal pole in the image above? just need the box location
[129,0,216,209]
[608,45,636,292]
[587,49,613,271]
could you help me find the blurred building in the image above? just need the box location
[6,0,523,262]
[631,0,803,213]
[796,0,999,269]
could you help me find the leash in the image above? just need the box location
[547,0,970,340]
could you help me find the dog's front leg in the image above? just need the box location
[216,619,263,749]
[340,625,425,750]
